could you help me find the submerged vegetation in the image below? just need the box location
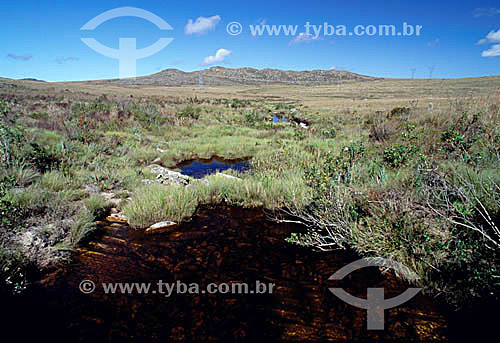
[0,80,499,309]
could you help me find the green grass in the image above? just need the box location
[123,172,312,228]
[1,79,499,307]
[123,184,199,227]
[84,195,112,219]
[41,170,71,191]
[62,211,97,250]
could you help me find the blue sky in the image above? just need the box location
[1,0,499,81]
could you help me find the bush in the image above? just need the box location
[0,125,58,173]
[23,142,59,172]
[178,105,201,120]
[383,144,419,168]
[369,123,391,142]
[0,125,24,168]
[0,175,22,232]
[440,112,485,155]
[388,106,411,118]
[244,110,265,125]
[0,248,28,294]
[321,128,337,139]
[10,165,40,187]
[0,195,22,233]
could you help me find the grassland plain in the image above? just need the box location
[0,76,499,308]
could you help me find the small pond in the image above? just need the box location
[175,157,250,179]
[272,115,289,123]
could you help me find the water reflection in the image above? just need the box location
[175,157,250,179]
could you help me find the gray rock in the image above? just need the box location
[85,184,100,193]
[11,187,25,194]
[148,164,192,186]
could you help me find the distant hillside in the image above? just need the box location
[20,78,46,82]
[89,66,376,86]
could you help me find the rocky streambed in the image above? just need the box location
[3,205,454,342]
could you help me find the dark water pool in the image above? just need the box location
[175,157,250,178]
[2,205,460,342]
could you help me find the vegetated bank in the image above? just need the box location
[0,80,498,314]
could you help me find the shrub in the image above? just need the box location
[0,248,28,294]
[388,106,411,118]
[0,195,21,233]
[178,105,201,120]
[383,144,419,168]
[321,128,337,139]
[244,110,265,125]
[0,100,10,118]
[0,125,24,168]
[440,112,485,155]
[10,165,40,187]
[23,142,59,172]
[369,122,391,142]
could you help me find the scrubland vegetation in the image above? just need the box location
[0,78,499,308]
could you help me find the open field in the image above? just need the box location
[5,75,500,106]
[1,76,499,309]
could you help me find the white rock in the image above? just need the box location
[215,172,241,181]
[145,221,177,234]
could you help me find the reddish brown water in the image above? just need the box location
[4,205,452,342]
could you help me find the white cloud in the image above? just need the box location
[185,15,221,35]
[330,66,348,71]
[477,28,500,45]
[7,53,32,61]
[55,56,79,64]
[289,33,323,46]
[482,44,500,57]
[427,38,440,48]
[201,48,232,66]
[473,8,500,17]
